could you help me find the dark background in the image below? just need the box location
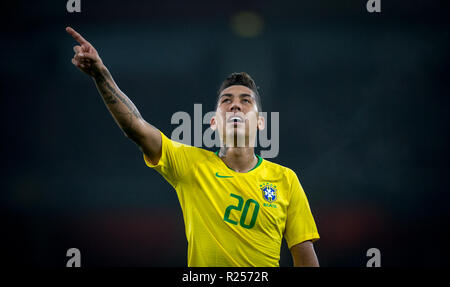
[1,0,449,267]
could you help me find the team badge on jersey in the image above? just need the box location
[260,182,277,203]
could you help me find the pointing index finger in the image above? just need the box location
[66,26,89,45]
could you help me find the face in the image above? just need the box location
[211,85,265,147]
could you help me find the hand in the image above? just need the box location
[66,26,104,77]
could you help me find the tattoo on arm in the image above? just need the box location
[93,67,143,137]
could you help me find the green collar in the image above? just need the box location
[214,150,263,172]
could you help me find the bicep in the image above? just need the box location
[132,119,162,165]
[290,240,319,267]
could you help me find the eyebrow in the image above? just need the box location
[219,93,254,100]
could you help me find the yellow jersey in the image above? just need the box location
[143,131,319,267]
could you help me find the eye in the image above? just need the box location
[242,99,251,103]
[222,98,231,103]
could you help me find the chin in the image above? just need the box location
[223,131,247,147]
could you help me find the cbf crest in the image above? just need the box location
[260,182,277,203]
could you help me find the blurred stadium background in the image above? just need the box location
[1,0,449,266]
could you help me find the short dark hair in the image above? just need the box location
[217,72,262,111]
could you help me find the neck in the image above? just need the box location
[219,147,258,173]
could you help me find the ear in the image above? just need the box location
[257,114,265,130]
[210,115,217,131]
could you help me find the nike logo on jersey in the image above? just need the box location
[215,172,233,178]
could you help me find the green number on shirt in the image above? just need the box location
[223,193,260,229]
[240,199,260,229]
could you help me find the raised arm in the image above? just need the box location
[66,27,161,164]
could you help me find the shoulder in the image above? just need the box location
[261,158,299,182]
[162,132,214,159]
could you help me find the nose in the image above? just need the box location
[230,98,242,112]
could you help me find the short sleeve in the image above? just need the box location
[143,131,193,188]
[284,170,320,249]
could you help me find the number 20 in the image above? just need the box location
[224,193,260,229]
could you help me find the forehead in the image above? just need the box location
[219,85,256,98]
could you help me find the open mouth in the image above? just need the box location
[227,116,244,124]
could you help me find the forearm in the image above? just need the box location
[293,254,319,267]
[291,241,320,267]
[92,65,144,140]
